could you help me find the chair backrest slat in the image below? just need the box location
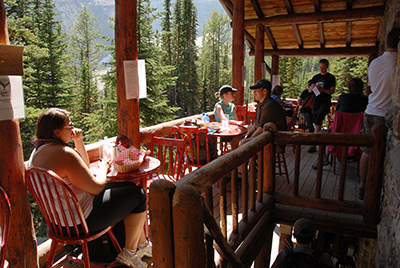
[150,136,185,181]
[25,167,91,238]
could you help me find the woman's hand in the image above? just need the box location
[71,128,83,142]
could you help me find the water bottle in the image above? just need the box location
[201,113,206,122]
[204,114,210,126]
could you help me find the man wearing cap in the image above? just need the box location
[271,218,334,268]
[240,79,287,146]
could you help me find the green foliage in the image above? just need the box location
[279,57,303,99]
[68,4,102,116]
[198,9,231,112]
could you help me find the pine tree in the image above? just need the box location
[279,57,303,98]
[69,4,102,115]
[137,0,178,126]
[171,0,199,116]
[198,9,231,112]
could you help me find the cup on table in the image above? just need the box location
[222,114,230,130]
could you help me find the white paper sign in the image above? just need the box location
[0,75,25,121]
[272,75,280,88]
[123,60,147,100]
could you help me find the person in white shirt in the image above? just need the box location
[359,27,400,199]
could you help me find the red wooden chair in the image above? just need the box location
[173,125,215,174]
[0,187,10,268]
[25,167,121,268]
[150,136,185,182]
[327,111,364,174]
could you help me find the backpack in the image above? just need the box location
[282,248,329,268]
[87,220,125,262]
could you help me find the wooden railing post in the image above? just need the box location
[173,184,205,267]
[264,123,277,194]
[149,180,176,268]
[364,124,387,224]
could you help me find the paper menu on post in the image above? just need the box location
[0,75,25,121]
[123,59,147,100]
[312,86,320,96]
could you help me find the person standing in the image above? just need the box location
[359,27,400,199]
[307,59,336,153]
[298,80,315,133]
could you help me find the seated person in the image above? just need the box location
[27,108,151,268]
[213,85,243,126]
[240,79,287,150]
[336,78,368,113]
[298,81,315,133]
[271,85,294,117]
[271,218,334,268]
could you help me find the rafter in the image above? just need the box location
[292,24,303,49]
[265,27,277,49]
[283,0,293,14]
[346,21,352,47]
[318,22,325,48]
[347,0,353,10]
[255,46,378,57]
[314,0,320,12]
[250,0,264,18]
[244,6,384,28]
[218,0,233,18]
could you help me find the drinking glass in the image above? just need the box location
[222,114,230,130]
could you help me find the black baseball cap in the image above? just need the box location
[293,218,316,239]
[250,79,272,92]
[219,85,237,95]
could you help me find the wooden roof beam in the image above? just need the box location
[255,46,378,57]
[265,27,277,49]
[219,0,233,18]
[346,21,351,47]
[283,0,293,14]
[314,0,320,12]
[292,24,303,49]
[244,6,384,27]
[347,0,353,10]
[250,0,264,18]
[318,22,325,48]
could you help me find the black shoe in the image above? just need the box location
[308,146,317,153]
[299,124,309,130]
[312,160,329,170]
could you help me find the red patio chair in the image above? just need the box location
[25,167,121,268]
[173,125,216,174]
[0,187,10,268]
[327,111,364,174]
[150,136,185,183]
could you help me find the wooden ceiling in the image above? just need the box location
[219,0,385,56]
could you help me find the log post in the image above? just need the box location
[173,185,205,267]
[232,0,244,105]
[254,24,265,81]
[115,0,140,147]
[0,2,38,267]
[364,124,387,225]
[149,180,176,268]
[271,54,279,83]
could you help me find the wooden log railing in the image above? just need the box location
[148,123,387,268]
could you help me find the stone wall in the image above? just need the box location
[365,0,400,266]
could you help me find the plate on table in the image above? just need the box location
[208,124,221,132]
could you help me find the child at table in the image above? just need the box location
[213,85,244,126]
